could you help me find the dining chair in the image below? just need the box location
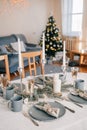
[21,51,44,78]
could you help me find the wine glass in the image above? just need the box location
[61,65,67,82]
[71,67,79,89]
[66,57,70,67]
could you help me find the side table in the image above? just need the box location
[69,50,87,65]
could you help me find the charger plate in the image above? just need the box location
[68,93,87,104]
[28,102,66,121]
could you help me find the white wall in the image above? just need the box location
[0,0,61,44]
[54,0,62,34]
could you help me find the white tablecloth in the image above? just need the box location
[0,72,87,130]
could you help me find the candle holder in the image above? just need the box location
[18,67,23,94]
[61,65,67,81]
[42,59,46,88]
[61,65,67,73]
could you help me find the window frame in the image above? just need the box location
[62,0,83,37]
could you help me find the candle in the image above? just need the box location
[42,32,45,64]
[63,41,66,66]
[18,38,22,69]
[53,74,61,93]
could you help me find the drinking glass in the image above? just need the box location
[61,65,67,81]
[66,57,70,67]
[71,67,79,89]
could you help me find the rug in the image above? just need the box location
[13,64,62,81]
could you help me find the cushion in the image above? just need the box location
[25,43,37,47]
[4,44,16,53]
[26,46,41,51]
[0,45,8,54]
[11,41,26,52]
[69,60,79,67]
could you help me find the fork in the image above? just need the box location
[23,112,39,126]
[55,100,75,113]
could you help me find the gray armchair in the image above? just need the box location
[0,34,42,80]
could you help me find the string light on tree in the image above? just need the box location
[39,15,63,57]
[39,16,63,57]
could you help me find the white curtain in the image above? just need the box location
[82,0,87,41]
[61,0,87,49]
[61,0,73,36]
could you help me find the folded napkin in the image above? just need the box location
[70,90,87,100]
[79,92,87,100]
[35,102,60,118]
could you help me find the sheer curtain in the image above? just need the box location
[61,0,87,50]
[81,0,87,48]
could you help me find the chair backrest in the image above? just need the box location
[21,51,44,78]
[15,34,27,43]
[0,34,17,46]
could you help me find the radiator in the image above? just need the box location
[63,36,79,50]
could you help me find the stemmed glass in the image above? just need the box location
[61,57,70,81]
[71,67,79,89]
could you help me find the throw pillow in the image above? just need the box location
[0,45,8,54]
[4,44,16,52]
[11,41,26,52]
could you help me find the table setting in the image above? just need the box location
[0,38,87,130]
[0,70,87,130]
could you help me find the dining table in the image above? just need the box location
[0,72,87,130]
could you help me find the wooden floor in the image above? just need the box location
[79,66,87,73]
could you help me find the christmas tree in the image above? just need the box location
[39,16,63,57]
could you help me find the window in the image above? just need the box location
[62,0,83,36]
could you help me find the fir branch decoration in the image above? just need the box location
[0,75,9,88]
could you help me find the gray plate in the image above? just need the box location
[28,102,66,121]
[68,93,87,104]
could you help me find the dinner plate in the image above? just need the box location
[28,102,66,121]
[68,93,87,104]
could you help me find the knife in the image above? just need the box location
[23,112,39,126]
[72,101,83,108]
[55,101,75,113]
[64,106,75,113]
[64,97,83,108]
[58,96,83,108]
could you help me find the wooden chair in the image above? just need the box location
[0,55,11,81]
[21,51,44,78]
